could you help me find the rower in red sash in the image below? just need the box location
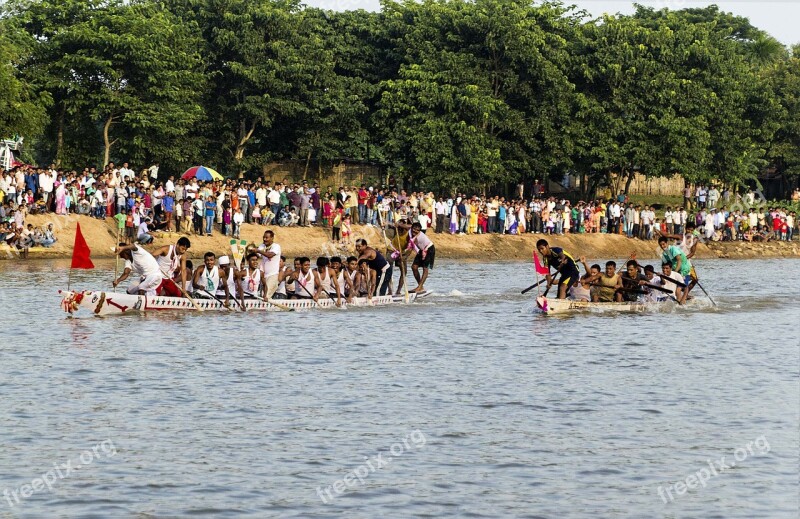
[151,236,191,297]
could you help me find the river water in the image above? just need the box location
[0,258,797,518]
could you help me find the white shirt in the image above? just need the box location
[661,271,684,298]
[256,188,268,206]
[258,243,282,277]
[119,167,134,180]
[130,246,161,278]
[148,165,159,179]
[165,179,175,193]
[39,172,54,193]
[411,230,433,251]
[417,214,430,230]
[267,190,281,204]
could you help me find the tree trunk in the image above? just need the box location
[55,102,65,168]
[235,118,258,178]
[607,170,617,198]
[580,171,587,198]
[588,175,600,199]
[624,169,636,196]
[303,149,312,181]
[103,113,116,168]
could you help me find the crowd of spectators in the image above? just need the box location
[1,162,797,254]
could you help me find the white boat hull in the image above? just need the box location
[60,290,431,316]
[536,296,672,315]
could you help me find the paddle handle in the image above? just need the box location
[521,278,547,294]
[162,268,204,312]
[695,281,717,307]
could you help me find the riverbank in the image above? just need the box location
[4,214,799,261]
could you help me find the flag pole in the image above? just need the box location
[69,222,95,293]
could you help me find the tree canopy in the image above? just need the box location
[0,0,796,194]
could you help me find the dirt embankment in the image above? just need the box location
[3,214,799,262]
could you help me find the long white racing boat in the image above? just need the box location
[60,289,432,316]
[536,295,674,315]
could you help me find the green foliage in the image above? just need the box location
[0,20,51,139]
[0,0,795,197]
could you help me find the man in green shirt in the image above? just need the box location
[113,211,126,239]
[658,236,695,292]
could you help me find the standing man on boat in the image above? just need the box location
[656,224,700,295]
[658,236,694,295]
[355,238,393,296]
[254,230,281,300]
[408,222,435,293]
[536,239,580,300]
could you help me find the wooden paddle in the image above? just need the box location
[523,262,566,295]
[243,291,295,312]
[199,289,234,311]
[695,280,717,307]
[295,271,322,308]
[521,278,547,295]
[113,227,120,292]
[160,267,204,312]
[629,258,688,288]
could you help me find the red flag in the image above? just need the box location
[532,251,549,275]
[71,222,94,269]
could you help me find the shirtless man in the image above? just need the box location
[354,259,376,299]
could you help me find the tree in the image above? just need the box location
[0,19,51,141]
[571,14,715,195]
[8,0,205,169]
[764,46,800,180]
[186,0,310,176]
[375,0,579,193]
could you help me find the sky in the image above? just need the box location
[302,0,799,45]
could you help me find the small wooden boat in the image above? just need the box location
[536,295,673,315]
[60,289,432,316]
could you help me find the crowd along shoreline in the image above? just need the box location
[2,214,799,263]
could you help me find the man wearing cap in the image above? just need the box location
[216,255,238,306]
